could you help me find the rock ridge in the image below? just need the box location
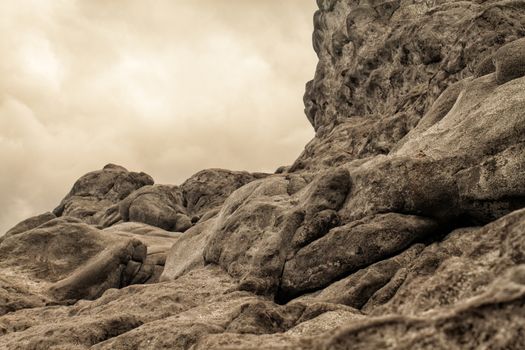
[1,0,525,348]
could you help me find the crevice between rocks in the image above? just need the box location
[274,213,466,306]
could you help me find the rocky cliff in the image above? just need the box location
[1,0,525,349]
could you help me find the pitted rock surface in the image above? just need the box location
[53,164,154,225]
[1,1,525,349]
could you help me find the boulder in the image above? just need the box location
[180,168,268,220]
[203,169,351,296]
[53,164,153,225]
[160,218,217,281]
[103,222,182,284]
[203,176,300,295]
[0,217,148,312]
[494,37,525,84]
[2,211,56,238]
[280,214,438,299]
[114,184,192,232]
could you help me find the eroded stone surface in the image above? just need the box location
[103,222,181,284]
[2,1,525,348]
[181,168,268,220]
[111,184,192,232]
[0,218,148,314]
[2,212,56,239]
[203,169,351,296]
[53,164,154,225]
[280,214,438,299]
[304,0,525,135]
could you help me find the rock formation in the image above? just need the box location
[1,0,525,348]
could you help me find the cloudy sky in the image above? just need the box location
[0,0,318,233]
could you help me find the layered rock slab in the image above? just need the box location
[100,184,192,232]
[203,169,350,296]
[0,217,148,313]
[103,222,181,284]
[340,72,525,225]
[1,0,525,349]
[2,212,56,239]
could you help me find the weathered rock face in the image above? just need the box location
[2,1,525,349]
[103,222,182,284]
[296,0,525,171]
[53,164,154,225]
[2,212,56,239]
[280,213,439,299]
[103,184,192,232]
[180,168,268,220]
[202,169,351,296]
[0,217,148,314]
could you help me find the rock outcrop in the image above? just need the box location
[181,168,268,221]
[53,164,154,225]
[1,0,525,348]
[0,217,149,314]
[101,184,192,232]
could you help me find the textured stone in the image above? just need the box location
[53,164,154,225]
[180,168,268,219]
[1,1,525,348]
[203,176,300,295]
[2,212,56,239]
[115,184,191,232]
[103,222,181,284]
[280,214,438,299]
[0,218,148,313]
[494,37,525,84]
[203,169,350,296]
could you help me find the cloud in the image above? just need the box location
[0,0,318,233]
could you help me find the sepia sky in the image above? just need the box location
[0,0,318,233]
